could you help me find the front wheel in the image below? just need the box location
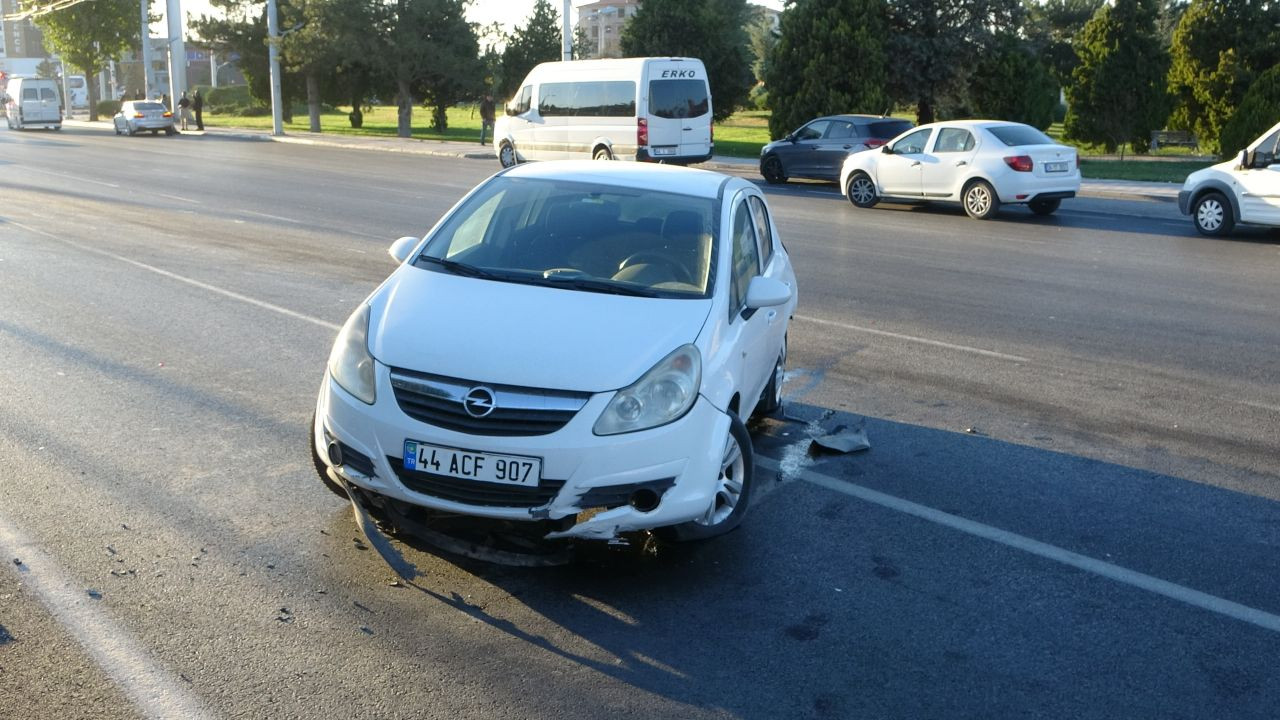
[963,180,1000,220]
[760,155,787,184]
[661,415,754,542]
[1193,192,1234,237]
[498,142,518,168]
[846,172,879,208]
[1028,198,1061,216]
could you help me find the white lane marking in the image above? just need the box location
[22,166,121,189]
[796,314,1031,363]
[243,209,302,224]
[10,221,340,331]
[758,456,1280,635]
[158,193,201,204]
[0,515,214,719]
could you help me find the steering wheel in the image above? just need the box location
[617,252,695,286]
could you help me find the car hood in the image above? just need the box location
[367,267,713,393]
[761,138,789,155]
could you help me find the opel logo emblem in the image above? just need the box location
[463,386,497,418]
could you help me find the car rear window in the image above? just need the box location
[865,120,912,138]
[987,125,1054,146]
[648,79,709,119]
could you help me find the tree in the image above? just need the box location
[1064,0,1169,154]
[1022,0,1104,88]
[193,0,306,121]
[1219,65,1280,157]
[621,0,753,122]
[968,32,1057,129]
[572,25,596,60]
[33,0,139,121]
[745,10,777,88]
[1166,0,1280,155]
[886,0,1023,124]
[764,0,890,139]
[380,0,481,136]
[499,0,562,96]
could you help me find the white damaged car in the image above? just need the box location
[312,161,797,545]
[1178,120,1280,236]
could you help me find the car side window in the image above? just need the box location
[934,128,975,153]
[891,128,932,154]
[729,199,761,315]
[826,121,855,140]
[748,195,773,268]
[796,120,829,141]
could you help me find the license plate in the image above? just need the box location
[403,440,540,486]
[651,146,677,156]
[1045,161,1069,173]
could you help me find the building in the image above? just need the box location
[0,0,51,77]
[576,0,640,59]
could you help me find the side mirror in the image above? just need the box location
[388,236,419,264]
[744,276,793,310]
[881,145,893,155]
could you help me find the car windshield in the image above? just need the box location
[987,125,1054,147]
[416,176,717,298]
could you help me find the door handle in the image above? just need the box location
[682,127,693,131]
[767,310,778,325]
[955,160,968,167]
[842,145,852,149]
[911,160,921,167]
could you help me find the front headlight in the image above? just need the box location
[328,304,376,405]
[594,345,701,436]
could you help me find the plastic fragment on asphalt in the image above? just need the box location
[86,589,102,599]
[811,425,870,454]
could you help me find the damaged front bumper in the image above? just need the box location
[315,373,731,541]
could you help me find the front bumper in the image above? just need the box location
[314,368,730,541]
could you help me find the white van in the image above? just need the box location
[67,74,90,110]
[494,57,713,167]
[3,77,63,130]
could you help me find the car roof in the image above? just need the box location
[501,161,734,200]
[819,114,902,123]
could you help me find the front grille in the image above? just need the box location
[389,368,590,437]
[389,457,566,508]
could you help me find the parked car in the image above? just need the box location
[840,120,1081,219]
[113,101,177,136]
[760,114,913,183]
[1178,120,1280,236]
[311,161,797,546]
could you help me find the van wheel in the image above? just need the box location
[660,415,754,542]
[498,142,518,168]
[593,146,613,161]
[1193,192,1234,236]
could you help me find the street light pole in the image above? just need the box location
[165,0,186,107]
[561,0,572,61]
[266,0,283,136]
[140,0,154,97]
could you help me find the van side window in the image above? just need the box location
[648,79,709,119]
[539,81,636,117]
[729,199,761,315]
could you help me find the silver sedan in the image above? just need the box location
[113,101,177,136]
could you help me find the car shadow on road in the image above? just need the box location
[339,401,1280,719]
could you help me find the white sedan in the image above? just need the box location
[840,120,1080,219]
[312,161,797,546]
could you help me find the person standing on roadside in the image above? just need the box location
[177,92,192,130]
[479,94,495,146]
[192,89,204,131]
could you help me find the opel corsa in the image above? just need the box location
[312,162,797,544]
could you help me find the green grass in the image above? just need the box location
[207,104,488,142]
[1079,159,1214,183]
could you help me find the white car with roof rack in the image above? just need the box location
[840,120,1081,219]
[312,161,797,547]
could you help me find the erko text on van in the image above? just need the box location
[494,57,713,167]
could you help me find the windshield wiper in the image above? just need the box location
[535,275,660,297]
[415,255,500,280]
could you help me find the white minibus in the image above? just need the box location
[494,57,713,166]
[3,77,63,130]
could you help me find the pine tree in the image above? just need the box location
[764,0,890,139]
[500,0,563,97]
[969,33,1058,130]
[621,0,753,122]
[1063,0,1169,154]
[1219,65,1280,157]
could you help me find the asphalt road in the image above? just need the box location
[1,124,1278,720]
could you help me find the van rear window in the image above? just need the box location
[539,81,636,117]
[40,88,57,101]
[648,79,709,119]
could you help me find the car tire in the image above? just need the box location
[660,414,754,542]
[1029,198,1061,216]
[1193,192,1234,237]
[310,412,353,500]
[846,172,879,208]
[761,155,787,184]
[150,129,158,135]
[165,126,177,136]
[754,337,786,419]
[963,179,1000,220]
[127,124,136,136]
[593,146,613,161]
[498,141,518,168]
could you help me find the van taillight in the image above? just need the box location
[1004,155,1033,172]
[637,117,648,148]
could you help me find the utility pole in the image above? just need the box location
[561,0,572,61]
[165,0,186,107]
[140,0,154,97]
[266,0,283,136]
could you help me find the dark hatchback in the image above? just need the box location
[760,114,913,183]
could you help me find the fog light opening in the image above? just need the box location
[327,441,343,467]
[629,488,661,513]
